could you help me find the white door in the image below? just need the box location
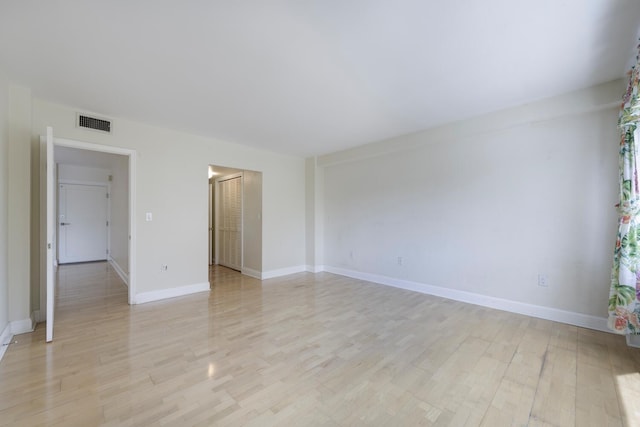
[209,181,214,265]
[45,127,55,342]
[58,184,108,264]
[216,174,242,270]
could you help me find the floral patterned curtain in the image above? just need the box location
[609,45,640,334]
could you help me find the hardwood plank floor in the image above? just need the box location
[1,262,640,426]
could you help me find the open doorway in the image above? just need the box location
[54,148,129,276]
[208,165,262,286]
[41,136,136,341]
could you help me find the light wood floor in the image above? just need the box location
[1,263,640,426]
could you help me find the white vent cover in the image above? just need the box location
[77,113,112,133]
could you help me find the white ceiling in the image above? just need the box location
[1,1,639,157]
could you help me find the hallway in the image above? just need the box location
[55,261,128,325]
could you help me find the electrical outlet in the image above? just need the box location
[397,257,403,266]
[161,264,168,272]
[537,273,548,287]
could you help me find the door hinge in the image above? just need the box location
[106,221,109,227]
[106,193,109,199]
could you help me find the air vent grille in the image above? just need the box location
[78,114,111,133]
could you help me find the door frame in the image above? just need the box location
[209,180,214,265]
[41,135,137,322]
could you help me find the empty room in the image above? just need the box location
[2,1,640,426]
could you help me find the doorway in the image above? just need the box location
[216,173,242,271]
[208,165,262,281]
[41,134,136,343]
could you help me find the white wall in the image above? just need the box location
[317,80,623,322]
[109,156,129,279]
[32,98,306,300]
[305,157,325,270]
[0,73,9,341]
[58,164,111,183]
[7,85,31,329]
[243,170,262,273]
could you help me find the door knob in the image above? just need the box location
[60,222,71,226]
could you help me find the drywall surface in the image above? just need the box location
[7,85,31,324]
[243,170,263,272]
[58,164,111,183]
[32,99,305,296]
[305,157,324,269]
[321,81,622,318]
[109,156,129,278]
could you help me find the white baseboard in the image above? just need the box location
[33,310,41,323]
[306,265,325,273]
[0,322,13,362]
[241,267,262,280]
[324,266,609,333]
[109,258,129,286]
[10,314,36,335]
[1,312,36,361]
[262,265,307,280]
[627,334,640,348]
[134,281,210,304]
[239,265,321,280]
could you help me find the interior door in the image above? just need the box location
[45,127,55,342]
[58,184,108,264]
[209,181,214,265]
[216,174,242,270]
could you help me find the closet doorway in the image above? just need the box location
[216,173,242,270]
[208,165,262,279]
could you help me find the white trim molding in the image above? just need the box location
[262,265,307,280]
[109,258,129,287]
[2,312,38,362]
[324,266,609,333]
[10,313,36,335]
[236,266,312,280]
[241,267,262,280]
[134,282,210,305]
[306,265,325,273]
[627,334,640,348]
[0,323,13,362]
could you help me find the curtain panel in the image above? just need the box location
[608,45,640,334]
